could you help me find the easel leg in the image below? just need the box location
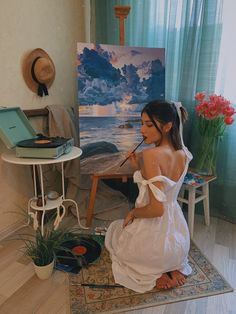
[86,176,99,226]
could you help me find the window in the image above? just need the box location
[215,0,236,103]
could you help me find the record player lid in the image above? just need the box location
[0,107,37,148]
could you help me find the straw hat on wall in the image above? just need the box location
[22,48,55,97]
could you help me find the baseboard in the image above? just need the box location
[0,221,26,241]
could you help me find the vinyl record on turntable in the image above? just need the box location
[55,237,102,273]
[17,136,71,148]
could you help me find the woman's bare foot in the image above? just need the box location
[169,270,186,286]
[156,273,178,290]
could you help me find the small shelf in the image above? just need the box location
[30,196,64,211]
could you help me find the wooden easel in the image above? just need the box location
[85,6,131,226]
[114,6,131,46]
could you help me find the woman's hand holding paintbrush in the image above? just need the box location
[119,138,145,167]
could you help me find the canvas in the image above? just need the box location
[77,43,165,152]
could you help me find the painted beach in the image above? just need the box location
[79,115,142,152]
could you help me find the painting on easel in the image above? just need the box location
[77,43,165,152]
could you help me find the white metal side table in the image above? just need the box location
[1,147,87,235]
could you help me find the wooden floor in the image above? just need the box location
[0,213,235,314]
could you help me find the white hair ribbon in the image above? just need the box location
[173,101,184,146]
[172,101,193,161]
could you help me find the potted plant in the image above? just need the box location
[17,219,93,280]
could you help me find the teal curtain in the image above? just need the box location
[93,0,222,103]
[92,0,223,140]
[91,0,236,223]
[211,122,236,222]
[213,1,236,223]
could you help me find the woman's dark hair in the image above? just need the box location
[141,100,187,150]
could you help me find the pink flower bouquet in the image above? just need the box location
[194,92,235,175]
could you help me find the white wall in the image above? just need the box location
[0,0,88,237]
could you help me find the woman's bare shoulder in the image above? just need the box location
[142,146,162,157]
[142,147,158,164]
[141,147,162,178]
[174,149,186,163]
[142,146,170,160]
[142,147,186,178]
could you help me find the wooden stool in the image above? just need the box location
[178,172,216,238]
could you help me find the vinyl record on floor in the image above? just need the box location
[56,237,102,272]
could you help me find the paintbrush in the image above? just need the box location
[71,283,124,288]
[119,137,145,167]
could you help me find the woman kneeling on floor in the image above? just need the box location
[105,100,192,293]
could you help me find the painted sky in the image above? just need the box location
[77,43,165,112]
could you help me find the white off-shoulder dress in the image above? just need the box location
[105,147,193,293]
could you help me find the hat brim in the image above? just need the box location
[22,48,56,93]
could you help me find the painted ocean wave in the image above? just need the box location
[79,116,143,151]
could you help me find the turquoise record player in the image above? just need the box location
[0,107,74,158]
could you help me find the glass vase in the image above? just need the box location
[195,135,220,176]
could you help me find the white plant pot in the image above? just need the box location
[33,259,54,280]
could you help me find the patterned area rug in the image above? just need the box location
[69,241,233,314]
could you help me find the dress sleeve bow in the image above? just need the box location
[133,171,167,207]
